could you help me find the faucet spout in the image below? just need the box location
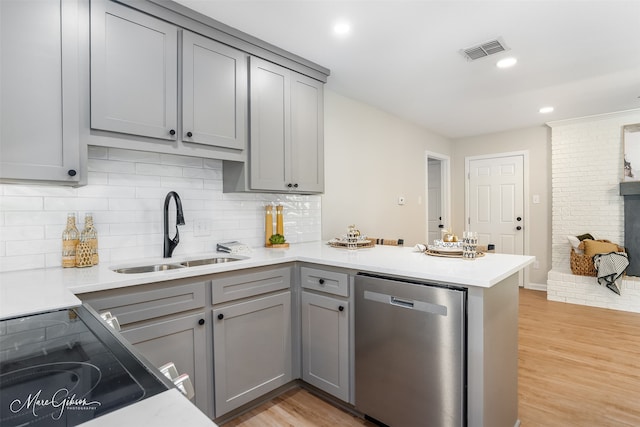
[164,191,185,258]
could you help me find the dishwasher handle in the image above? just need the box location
[390,296,414,308]
[364,290,448,316]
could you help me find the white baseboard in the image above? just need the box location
[523,282,547,291]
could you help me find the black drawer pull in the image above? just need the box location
[338,306,344,312]
[217,313,224,320]
[198,318,205,325]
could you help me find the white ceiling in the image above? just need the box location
[174,0,640,139]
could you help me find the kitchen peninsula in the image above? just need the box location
[0,242,533,427]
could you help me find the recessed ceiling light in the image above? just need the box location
[539,106,554,114]
[496,57,517,69]
[333,20,351,36]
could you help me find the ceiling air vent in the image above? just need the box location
[461,38,509,61]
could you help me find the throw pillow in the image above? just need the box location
[567,236,583,254]
[583,240,619,258]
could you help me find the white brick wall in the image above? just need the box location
[548,109,640,312]
[0,147,321,273]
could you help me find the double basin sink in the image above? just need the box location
[112,256,244,274]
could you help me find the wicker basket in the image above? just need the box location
[570,240,624,277]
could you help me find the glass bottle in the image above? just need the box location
[81,212,99,265]
[265,205,274,246]
[276,205,284,236]
[62,213,79,268]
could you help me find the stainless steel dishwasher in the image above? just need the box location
[355,273,466,427]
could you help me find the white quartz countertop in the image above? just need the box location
[0,241,534,320]
[80,389,215,427]
[0,241,533,427]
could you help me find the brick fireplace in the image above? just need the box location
[546,110,640,313]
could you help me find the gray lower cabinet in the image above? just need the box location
[121,312,209,412]
[301,291,349,402]
[90,0,178,140]
[224,56,324,194]
[0,0,80,184]
[213,291,292,417]
[79,279,212,417]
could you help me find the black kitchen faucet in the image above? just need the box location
[163,191,185,258]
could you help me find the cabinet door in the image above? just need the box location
[0,0,80,183]
[291,73,324,193]
[248,57,290,191]
[301,291,349,401]
[182,31,246,150]
[213,291,292,416]
[90,0,178,140]
[121,312,210,416]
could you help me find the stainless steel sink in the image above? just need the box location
[112,263,185,274]
[179,257,243,267]
[111,256,244,273]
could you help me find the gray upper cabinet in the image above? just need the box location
[90,0,178,140]
[182,31,246,150]
[242,57,324,194]
[0,0,81,184]
[290,72,324,193]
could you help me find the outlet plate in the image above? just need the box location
[194,218,211,237]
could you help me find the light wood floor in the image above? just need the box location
[222,289,640,426]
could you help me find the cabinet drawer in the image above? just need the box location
[82,281,206,326]
[300,266,349,297]
[212,266,291,304]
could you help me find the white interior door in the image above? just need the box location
[428,160,442,244]
[468,155,524,256]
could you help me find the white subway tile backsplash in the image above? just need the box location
[160,176,204,189]
[161,153,204,168]
[0,226,45,241]
[108,173,161,188]
[88,158,136,174]
[0,196,43,211]
[108,148,160,163]
[0,147,321,273]
[136,162,183,177]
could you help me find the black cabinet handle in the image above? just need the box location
[186,131,193,138]
[338,306,344,312]
[318,279,325,285]
[169,129,176,136]
[217,313,224,320]
[517,216,522,221]
[516,226,522,231]
[68,169,77,177]
[293,183,299,188]
[287,183,293,188]
[198,318,205,325]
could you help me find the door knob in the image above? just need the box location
[516,226,522,231]
[186,131,193,138]
[169,129,176,136]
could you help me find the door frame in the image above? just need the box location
[425,151,451,244]
[465,150,530,286]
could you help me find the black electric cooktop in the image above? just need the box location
[0,306,170,426]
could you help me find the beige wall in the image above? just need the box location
[451,126,551,285]
[321,90,451,245]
